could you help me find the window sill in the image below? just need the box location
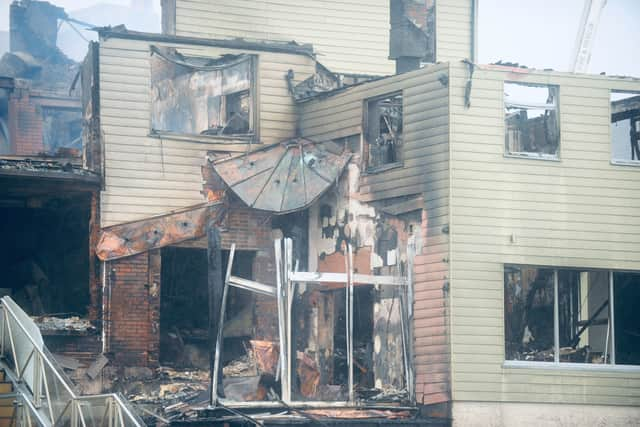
[504,152,560,162]
[364,161,403,174]
[149,130,255,144]
[611,159,640,167]
[503,360,640,373]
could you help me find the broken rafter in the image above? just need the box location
[96,202,225,261]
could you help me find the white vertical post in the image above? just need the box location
[0,305,5,356]
[609,271,616,365]
[274,239,290,402]
[71,399,78,427]
[33,353,42,408]
[284,238,293,402]
[212,243,235,405]
[346,244,354,402]
[406,239,416,400]
[553,270,560,364]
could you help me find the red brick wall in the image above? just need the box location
[105,206,278,367]
[8,89,44,155]
[7,87,82,157]
[44,335,102,366]
[106,250,161,366]
[221,207,272,250]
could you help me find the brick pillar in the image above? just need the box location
[107,251,161,367]
[148,250,161,366]
[8,89,44,155]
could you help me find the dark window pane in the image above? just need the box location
[366,93,403,169]
[558,270,611,364]
[505,265,555,361]
[614,272,640,365]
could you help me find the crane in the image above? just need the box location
[570,0,607,73]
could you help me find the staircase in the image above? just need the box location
[0,369,16,427]
[0,297,145,427]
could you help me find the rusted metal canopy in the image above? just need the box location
[212,138,351,214]
[96,202,225,261]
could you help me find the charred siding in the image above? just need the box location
[448,62,640,405]
[300,63,452,405]
[98,36,315,226]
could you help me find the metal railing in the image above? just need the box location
[0,297,145,427]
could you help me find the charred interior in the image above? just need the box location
[505,266,640,365]
[160,247,255,369]
[504,82,560,157]
[365,93,404,169]
[611,91,640,162]
[0,179,93,326]
[150,46,255,138]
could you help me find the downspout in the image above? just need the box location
[470,0,478,63]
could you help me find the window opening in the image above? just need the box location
[365,93,403,169]
[504,82,559,158]
[610,91,640,163]
[41,107,82,157]
[506,265,639,366]
[613,272,640,365]
[150,46,255,137]
[504,266,555,361]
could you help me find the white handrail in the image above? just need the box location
[0,297,144,427]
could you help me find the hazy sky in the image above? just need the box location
[478,0,640,76]
[1,0,638,76]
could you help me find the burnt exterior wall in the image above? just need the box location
[105,205,280,367]
[7,84,82,157]
[300,64,452,409]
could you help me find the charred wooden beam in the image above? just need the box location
[96,202,225,261]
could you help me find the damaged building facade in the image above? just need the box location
[2,0,637,426]
[0,0,102,374]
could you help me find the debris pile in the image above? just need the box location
[117,367,210,422]
[35,316,95,333]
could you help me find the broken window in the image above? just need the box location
[41,107,82,157]
[504,82,559,158]
[505,265,640,366]
[365,93,403,169]
[613,272,640,365]
[150,46,255,138]
[558,270,611,363]
[211,238,414,406]
[610,91,640,164]
[504,266,555,362]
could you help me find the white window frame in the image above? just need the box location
[610,89,640,167]
[504,82,561,161]
[503,266,640,372]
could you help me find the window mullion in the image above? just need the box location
[554,269,560,364]
[609,271,616,365]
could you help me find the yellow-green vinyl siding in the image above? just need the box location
[448,61,640,405]
[174,0,393,75]
[99,36,315,226]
